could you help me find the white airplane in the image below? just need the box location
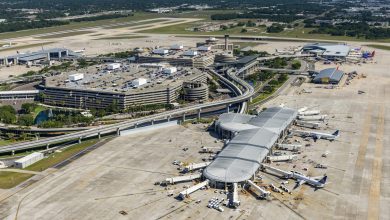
[291,129,340,141]
[74,48,86,53]
[275,49,295,55]
[261,164,328,189]
[291,171,327,189]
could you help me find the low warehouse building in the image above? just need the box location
[313,68,344,84]
[14,152,44,168]
[204,107,297,186]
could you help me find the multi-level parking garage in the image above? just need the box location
[204,107,297,186]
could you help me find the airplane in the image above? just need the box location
[261,164,328,189]
[291,129,340,141]
[275,49,295,55]
[291,172,327,189]
[74,48,86,53]
[362,50,375,59]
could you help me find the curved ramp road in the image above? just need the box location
[0,68,254,153]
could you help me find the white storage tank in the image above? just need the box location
[163,67,177,74]
[153,49,169,55]
[107,63,121,70]
[14,152,44,168]
[183,50,198,56]
[69,73,84,81]
[132,78,147,87]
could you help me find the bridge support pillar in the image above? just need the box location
[167,115,171,122]
[46,144,50,150]
[227,105,230,113]
[151,119,154,125]
[116,128,120,136]
[11,150,14,156]
[197,109,201,120]
[182,113,186,123]
[98,132,101,140]
[78,137,82,144]
[134,123,138,128]
[35,134,39,141]
[249,97,253,103]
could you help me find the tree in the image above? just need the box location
[5,133,15,140]
[18,115,35,126]
[21,103,38,114]
[246,20,256,27]
[241,28,248,33]
[220,25,228,31]
[0,105,17,124]
[19,132,29,141]
[267,24,285,33]
[291,60,301,70]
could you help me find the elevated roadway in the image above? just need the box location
[0,68,254,153]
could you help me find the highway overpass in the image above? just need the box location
[0,68,254,154]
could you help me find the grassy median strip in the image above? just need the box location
[95,35,147,40]
[0,42,53,52]
[36,31,93,39]
[0,12,161,40]
[0,139,100,189]
[250,77,288,106]
[102,19,168,29]
[364,44,390,51]
[25,139,100,172]
[0,172,34,189]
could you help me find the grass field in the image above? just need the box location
[0,12,162,40]
[25,139,100,172]
[234,41,264,48]
[250,77,288,106]
[0,84,11,91]
[364,44,390,51]
[0,172,34,189]
[95,35,147,40]
[0,139,14,147]
[36,31,93,39]
[0,42,53,52]
[102,18,169,29]
[0,139,100,189]
[139,21,390,43]
[0,151,35,159]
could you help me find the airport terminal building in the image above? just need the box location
[302,43,351,61]
[204,107,297,187]
[0,48,80,66]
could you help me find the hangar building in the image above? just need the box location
[313,68,344,84]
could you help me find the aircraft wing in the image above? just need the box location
[314,135,321,141]
[313,176,324,180]
[293,179,306,189]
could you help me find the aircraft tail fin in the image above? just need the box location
[319,175,327,184]
[332,130,340,137]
